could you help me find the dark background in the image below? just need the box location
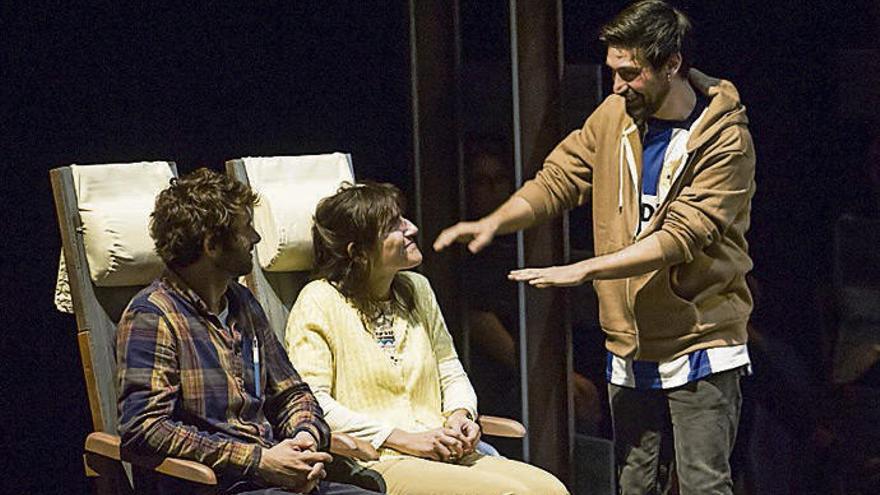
[2,1,877,493]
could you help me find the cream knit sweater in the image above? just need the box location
[285,271,478,461]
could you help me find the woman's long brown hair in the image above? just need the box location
[311,181,415,316]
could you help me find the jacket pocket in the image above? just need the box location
[672,248,752,327]
[633,269,699,339]
[593,278,633,334]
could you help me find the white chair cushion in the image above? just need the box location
[242,153,354,272]
[72,162,173,286]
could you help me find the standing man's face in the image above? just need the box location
[606,46,671,124]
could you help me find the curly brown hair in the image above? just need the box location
[311,181,415,316]
[150,168,259,268]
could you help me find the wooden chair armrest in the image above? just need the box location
[85,432,217,485]
[330,432,380,461]
[478,415,526,438]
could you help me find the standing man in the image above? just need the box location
[434,1,755,493]
[117,168,379,495]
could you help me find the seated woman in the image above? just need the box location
[286,182,569,495]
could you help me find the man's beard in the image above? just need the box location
[624,90,650,127]
[219,240,255,278]
[623,83,670,127]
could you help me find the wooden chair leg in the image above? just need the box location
[85,452,134,495]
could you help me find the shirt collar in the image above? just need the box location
[160,268,230,320]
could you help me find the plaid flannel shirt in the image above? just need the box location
[116,270,329,478]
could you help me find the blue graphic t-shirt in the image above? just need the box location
[639,94,707,233]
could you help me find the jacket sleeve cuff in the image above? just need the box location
[654,230,691,265]
[513,184,551,222]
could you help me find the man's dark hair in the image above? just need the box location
[150,168,259,268]
[600,0,693,72]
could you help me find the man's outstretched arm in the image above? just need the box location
[509,234,684,287]
[435,113,599,254]
[433,196,536,254]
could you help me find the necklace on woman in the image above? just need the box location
[366,300,401,366]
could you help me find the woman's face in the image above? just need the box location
[372,216,422,275]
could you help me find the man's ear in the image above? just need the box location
[203,234,221,258]
[666,52,683,77]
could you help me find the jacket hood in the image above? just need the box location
[686,68,749,152]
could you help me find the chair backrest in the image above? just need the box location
[51,162,177,435]
[225,154,354,340]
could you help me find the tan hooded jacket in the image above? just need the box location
[516,69,756,361]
